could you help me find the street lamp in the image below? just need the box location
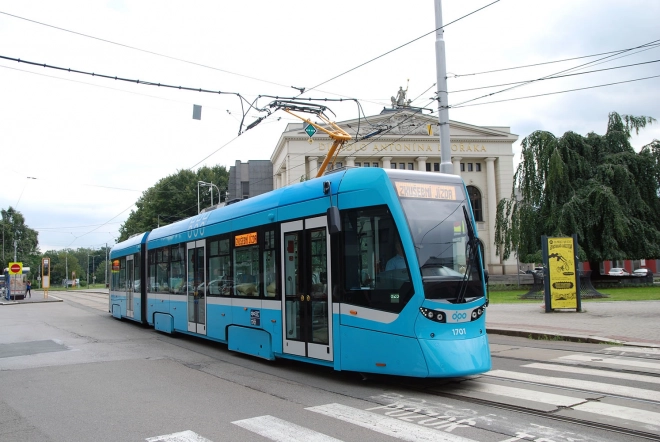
[198,181,221,213]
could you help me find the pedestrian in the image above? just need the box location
[26,280,32,298]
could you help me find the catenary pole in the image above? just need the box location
[435,0,453,174]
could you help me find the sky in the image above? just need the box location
[1,0,659,254]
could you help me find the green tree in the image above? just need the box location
[1,207,40,277]
[95,259,109,286]
[495,112,660,275]
[118,166,229,241]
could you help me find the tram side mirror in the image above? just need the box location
[483,269,489,284]
[327,206,341,234]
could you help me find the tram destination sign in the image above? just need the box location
[235,232,258,247]
[394,182,460,201]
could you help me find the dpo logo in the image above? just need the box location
[452,312,467,321]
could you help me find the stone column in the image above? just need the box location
[416,156,428,171]
[308,156,318,179]
[346,156,356,167]
[485,157,498,267]
[381,156,392,169]
[452,156,462,175]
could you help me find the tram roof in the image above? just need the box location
[114,167,464,249]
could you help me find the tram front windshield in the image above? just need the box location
[396,180,485,303]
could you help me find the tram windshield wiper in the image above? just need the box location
[456,206,479,304]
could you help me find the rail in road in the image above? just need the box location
[34,291,660,441]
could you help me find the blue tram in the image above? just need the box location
[109,167,491,377]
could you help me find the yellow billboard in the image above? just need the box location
[546,237,578,309]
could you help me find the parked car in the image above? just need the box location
[608,267,629,276]
[632,268,652,277]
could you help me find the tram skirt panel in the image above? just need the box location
[228,326,275,360]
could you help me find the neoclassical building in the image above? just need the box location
[269,108,519,275]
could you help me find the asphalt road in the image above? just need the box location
[1,290,657,441]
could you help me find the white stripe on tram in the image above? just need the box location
[232,415,343,442]
[146,430,213,442]
[486,369,660,401]
[522,362,660,385]
[558,354,660,370]
[306,403,479,442]
[573,401,660,426]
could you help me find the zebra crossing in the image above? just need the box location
[146,347,660,441]
[228,346,660,441]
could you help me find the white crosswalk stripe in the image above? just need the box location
[559,353,660,370]
[573,401,660,426]
[232,415,343,442]
[522,362,660,384]
[306,403,478,442]
[485,369,660,401]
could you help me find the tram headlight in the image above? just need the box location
[419,307,446,323]
[470,303,487,321]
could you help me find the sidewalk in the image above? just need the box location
[486,300,660,348]
[3,290,659,348]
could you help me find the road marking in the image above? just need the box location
[559,354,660,370]
[232,415,342,442]
[523,362,660,384]
[602,346,660,354]
[450,382,585,407]
[146,430,212,442]
[486,369,660,401]
[306,403,478,442]
[573,401,660,426]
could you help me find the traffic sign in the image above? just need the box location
[9,262,22,274]
[304,123,317,138]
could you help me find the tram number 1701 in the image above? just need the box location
[452,328,466,336]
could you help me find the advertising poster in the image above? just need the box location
[544,236,580,310]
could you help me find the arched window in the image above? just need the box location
[467,186,483,222]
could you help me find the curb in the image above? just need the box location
[487,327,660,349]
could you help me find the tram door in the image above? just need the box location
[126,255,134,318]
[186,240,207,335]
[281,216,333,362]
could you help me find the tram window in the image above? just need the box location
[208,238,231,297]
[234,243,259,297]
[154,247,169,293]
[148,251,156,291]
[111,259,120,290]
[263,230,277,298]
[134,252,141,292]
[169,245,185,294]
[340,206,413,313]
[119,258,126,290]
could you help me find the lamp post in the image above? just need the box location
[198,181,221,213]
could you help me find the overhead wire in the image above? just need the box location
[304,0,501,94]
[0,10,293,90]
[449,42,660,78]
[449,59,660,94]
[448,38,660,108]
[451,74,660,108]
